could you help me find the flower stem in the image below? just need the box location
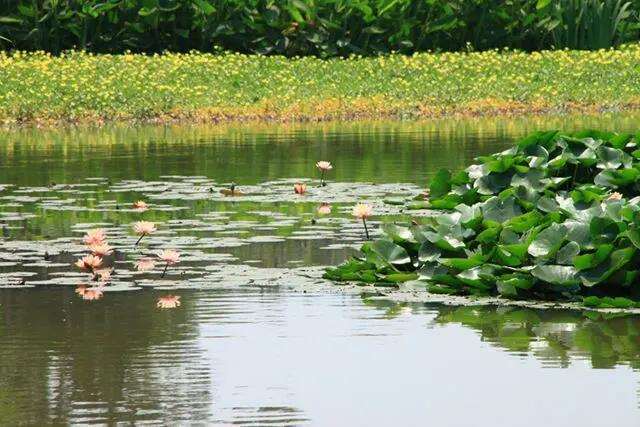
[320,170,326,186]
[161,262,168,278]
[363,219,370,240]
[135,233,145,246]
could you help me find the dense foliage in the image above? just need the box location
[3,46,640,124]
[0,0,638,56]
[324,130,640,306]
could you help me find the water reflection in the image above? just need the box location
[0,288,212,424]
[363,297,640,370]
[2,287,639,424]
[3,112,640,187]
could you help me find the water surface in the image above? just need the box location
[1,113,640,425]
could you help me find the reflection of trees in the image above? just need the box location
[434,306,640,370]
[362,297,640,370]
[0,288,212,424]
[4,113,640,188]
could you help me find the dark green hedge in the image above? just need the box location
[0,0,638,56]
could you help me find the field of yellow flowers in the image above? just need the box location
[2,45,640,125]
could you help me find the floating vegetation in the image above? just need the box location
[325,130,640,308]
[0,163,419,308]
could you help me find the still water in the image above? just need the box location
[1,114,640,425]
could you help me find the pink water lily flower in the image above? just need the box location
[317,203,332,215]
[75,254,103,271]
[157,295,181,309]
[315,161,333,171]
[157,249,180,278]
[133,200,148,210]
[135,258,156,272]
[352,203,373,239]
[294,183,307,195]
[89,243,113,257]
[608,192,623,201]
[133,221,157,245]
[94,268,112,283]
[352,203,373,219]
[83,229,106,246]
[315,161,332,186]
[157,249,180,264]
[75,285,87,296]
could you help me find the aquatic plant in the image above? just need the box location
[352,203,373,240]
[325,130,640,305]
[317,203,332,215]
[316,161,332,186]
[89,243,113,257]
[294,183,307,195]
[135,258,156,272]
[133,200,148,211]
[157,249,180,278]
[83,228,106,246]
[94,268,112,283]
[75,254,103,271]
[133,221,157,245]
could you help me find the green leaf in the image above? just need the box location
[380,273,418,283]
[505,211,543,233]
[370,239,411,265]
[418,241,440,263]
[531,265,580,285]
[382,223,415,244]
[596,146,629,169]
[193,0,215,15]
[429,169,452,198]
[481,196,522,223]
[537,0,552,9]
[579,247,635,287]
[556,241,580,265]
[528,223,566,258]
[594,168,640,188]
[573,244,613,270]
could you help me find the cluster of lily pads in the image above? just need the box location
[324,130,640,308]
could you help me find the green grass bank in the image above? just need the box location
[2,45,640,126]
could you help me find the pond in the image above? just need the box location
[1,113,640,425]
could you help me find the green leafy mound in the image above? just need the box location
[324,130,640,305]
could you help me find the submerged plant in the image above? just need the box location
[325,130,640,304]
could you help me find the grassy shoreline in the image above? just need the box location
[2,46,640,127]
